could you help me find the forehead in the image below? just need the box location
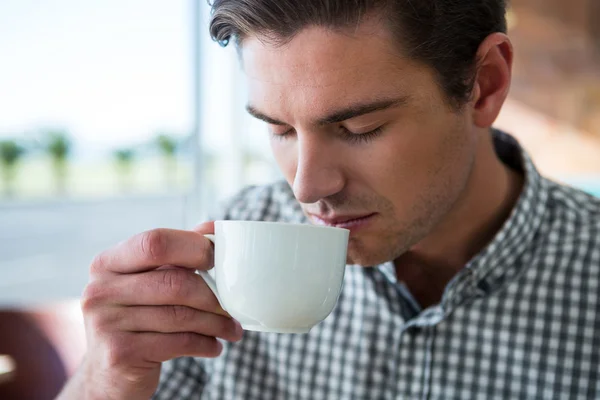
[242,23,399,83]
[239,22,432,120]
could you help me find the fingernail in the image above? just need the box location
[215,305,231,318]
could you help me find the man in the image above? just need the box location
[59,0,600,399]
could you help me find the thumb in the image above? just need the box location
[191,221,215,234]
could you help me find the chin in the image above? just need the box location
[346,241,392,267]
[347,254,389,267]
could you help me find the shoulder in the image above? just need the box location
[537,179,600,267]
[214,180,306,223]
[544,180,600,233]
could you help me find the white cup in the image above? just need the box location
[198,220,349,334]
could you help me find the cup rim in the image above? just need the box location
[215,220,349,233]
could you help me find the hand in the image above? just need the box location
[77,222,243,400]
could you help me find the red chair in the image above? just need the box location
[0,300,86,400]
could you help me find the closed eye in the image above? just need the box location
[338,125,385,144]
[270,127,295,140]
[270,125,385,144]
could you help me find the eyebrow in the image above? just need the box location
[245,96,409,127]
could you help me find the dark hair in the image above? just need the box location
[209,0,507,108]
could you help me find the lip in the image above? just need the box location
[309,213,376,231]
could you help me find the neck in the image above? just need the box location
[394,129,524,308]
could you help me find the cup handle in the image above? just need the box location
[197,234,224,307]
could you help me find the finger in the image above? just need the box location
[191,221,215,234]
[83,268,223,314]
[108,332,224,364]
[90,228,214,275]
[114,305,243,342]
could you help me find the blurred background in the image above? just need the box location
[0,0,599,398]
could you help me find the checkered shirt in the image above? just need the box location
[154,130,600,399]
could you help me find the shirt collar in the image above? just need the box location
[441,129,549,310]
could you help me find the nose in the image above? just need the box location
[292,135,345,204]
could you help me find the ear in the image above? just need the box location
[471,33,513,128]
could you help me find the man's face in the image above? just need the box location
[241,20,478,266]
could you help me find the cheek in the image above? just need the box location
[350,129,436,191]
[357,114,471,204]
